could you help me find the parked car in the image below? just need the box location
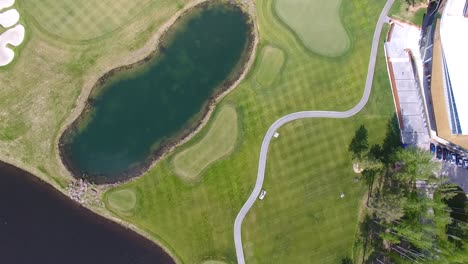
[450,152,457,165]
[430,143,436,155]
[457,155,464,167]
[443,148,449,161]
[436,145,442,160]
[258,190,267,200]
[463,158,468,169]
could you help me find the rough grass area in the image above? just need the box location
[105,0,392,262]
[172,104,239,181]
[389,1,426,26]
[0,0,394,262]
[274,0,350,56]
[20,0,185,41]
[254,45,285,87]
[0,0,197,187]
[106,189,137,213]
[201,261,227,264]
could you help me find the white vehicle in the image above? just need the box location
[258,190,266,200]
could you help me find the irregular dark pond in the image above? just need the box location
[0,161,174,264]
[61,2,252,183]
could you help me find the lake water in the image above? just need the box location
[0,161,174,264]
[61,2,251,183]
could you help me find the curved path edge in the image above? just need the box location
[234,1,394,263]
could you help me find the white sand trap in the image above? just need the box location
[0,24,25,66]
[0,0,15,11]
[0,9,19,28]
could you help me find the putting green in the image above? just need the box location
[21,0,179,41]
[274,0,350,56]
[201,261,227,264]
[106,189,137,213]
[255,45,285,87]
[172,104,238,181]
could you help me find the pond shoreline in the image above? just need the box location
[0,159,175,264]
[57,0,258,184]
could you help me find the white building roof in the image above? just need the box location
[440,0,468,134]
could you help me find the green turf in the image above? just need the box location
[0,0,185,185]
[106,189,137,213]
[0,0,394,262]
[274,0,350,56]
[105,0,393,262]
[171,104,239,181]
[20,0,184,41]
[389,1,426,26]
[254,45,285,87]
[243,22,394,263]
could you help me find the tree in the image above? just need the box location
[368,144,383,162]
[341,257,352,264]
[381,115,402,164]
[403,0,426,8]
[349,125,368,160]
[362,168,378,205]
[371,193,406,224]
[394,147,440,187]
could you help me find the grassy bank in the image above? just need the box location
[106,0,393,262]
[1,0,394,263]
[171,104,239,182]
[389,0,426,26]
[0,0,204,188]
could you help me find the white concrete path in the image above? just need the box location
[233,1,395,263]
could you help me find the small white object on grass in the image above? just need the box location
[259,190,267,200]
[340,192,345,198]
[273,132,279,138]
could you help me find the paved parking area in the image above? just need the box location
[439,158,468,193]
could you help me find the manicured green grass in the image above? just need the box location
[171,104,239,181]
[274,0,350,56]
[242,118,387,263]
[0,0,394,262]
[243,22,394,264]
[389,1,426,26]
[20,0,184,41]
[106,189,137,212]
[0,0,187,186]
[254,45,285,87]
[105,0,393,262]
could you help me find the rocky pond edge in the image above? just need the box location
[57,0,259,185]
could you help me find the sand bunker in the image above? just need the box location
[0,24,25,66]
[0,1,24,67]
[0,0,15,11]
[0,9,19,27]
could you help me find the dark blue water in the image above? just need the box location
[61,3,251,183]
[0,161,174,264]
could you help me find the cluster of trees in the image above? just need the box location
[349,116,468,263]
[403,0,428,7]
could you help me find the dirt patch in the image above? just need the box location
[408,2,428,13]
